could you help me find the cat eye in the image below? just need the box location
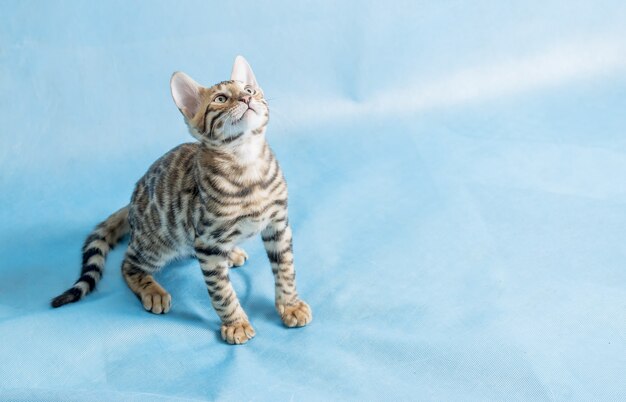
[244,87,256,95]
[214,95,228,103]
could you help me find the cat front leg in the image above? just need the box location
[195,242,255,344]
[261,218,312,328]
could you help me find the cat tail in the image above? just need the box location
[51,205,130,308]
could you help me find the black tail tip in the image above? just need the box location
[51,288,82,308]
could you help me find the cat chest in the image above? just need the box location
[236,193,278,232]
[204,194,277,244]
[234,215,270,238]
[199,166,285,243]
[209,208,271,246]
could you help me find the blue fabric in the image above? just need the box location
[1,1,626,400]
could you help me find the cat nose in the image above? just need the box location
[239,95,251,104]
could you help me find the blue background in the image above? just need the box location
[1,1,626,400]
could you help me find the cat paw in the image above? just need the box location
[220,320,256,345]
[141,288,171,314]
[276,300,312,327]
[228,247,248,268]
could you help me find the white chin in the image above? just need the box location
[237,110,263,131]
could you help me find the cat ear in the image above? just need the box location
[170,72,202,119]
[230,55,258,87]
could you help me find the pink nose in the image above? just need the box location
[239,95,251,104]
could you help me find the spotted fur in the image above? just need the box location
[52,56,312,344]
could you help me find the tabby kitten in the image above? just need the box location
[52,56,312,345]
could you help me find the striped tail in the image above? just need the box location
[51,206,130,308]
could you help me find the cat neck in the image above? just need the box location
[227,129,267,165]
[200,129,267,164]
[198,128,270,175]
[195,129,272,188]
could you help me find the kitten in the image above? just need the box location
[52,56,312,345]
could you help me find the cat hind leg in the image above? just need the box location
[121,251,171,314]
[228,247,248,268]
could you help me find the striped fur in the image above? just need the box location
[51,56,311,344]
[51,206,129,307]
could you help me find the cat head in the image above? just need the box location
[170,56,269,145]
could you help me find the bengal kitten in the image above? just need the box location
[52,56,312,344]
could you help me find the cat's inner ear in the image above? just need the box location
[230,55,258,87]
[170,72,202,119]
